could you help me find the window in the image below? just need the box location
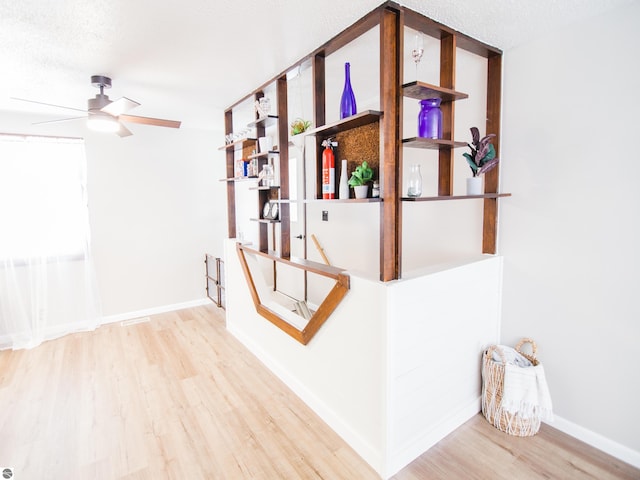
[0,134,89,260]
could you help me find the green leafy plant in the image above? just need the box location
[348,160,374,187]
[463,127,500,177]
[290,118,311,136]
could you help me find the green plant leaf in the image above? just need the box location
[478,143,496,166]
[463,152,478,172]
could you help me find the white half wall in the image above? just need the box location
[225,238,503,478]
[500,0,640,465]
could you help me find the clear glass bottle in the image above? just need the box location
[407,164,422,197]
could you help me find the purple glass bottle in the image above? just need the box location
[417,98,442,139]
[340,62,357,119]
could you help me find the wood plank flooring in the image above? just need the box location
[0,304,637,479]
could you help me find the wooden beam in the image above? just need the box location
[313,53,326,200]
[277,76,291,258]
[379,6,401,281]
[438,32,456,196]
[224,109,236,239]
[483,52,502,254]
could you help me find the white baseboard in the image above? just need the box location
[546,416,640,469]
[100,297,211,325]
[386,397,481,478]
[227,324,384,477]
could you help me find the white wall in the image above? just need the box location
[0,110,227,318]
[500,0,640,461]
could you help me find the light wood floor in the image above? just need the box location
[0,304,637,479]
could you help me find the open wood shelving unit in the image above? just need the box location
[220,1,508,343]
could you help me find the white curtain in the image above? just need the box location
[0,134,101,350]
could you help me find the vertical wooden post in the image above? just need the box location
[225,109,236,238]
[313,53,326,200]
[277,76,291,258]
[254,92,270,252]
[438,32,456,196]
[482,52,502,254]
[380,6,401,281]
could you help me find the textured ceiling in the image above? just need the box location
[0,0,634,130]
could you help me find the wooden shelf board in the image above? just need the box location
[302,197,382,204]
[247,115,279,128]
[250,218,281,224]
[240,244,347,279]
[249,185,280,191]
[247,150,279,160]
[219,176,259,182]
[218,138,257,151]
[402,137,467,149]
[402,193,512,201]
[402,81,469,101]
[302,110,382,138]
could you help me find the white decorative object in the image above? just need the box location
[258,136,272,153]
[255,97,271,118]
[354,185,368,199]
[466,176,483,196]
[339,159,349,199]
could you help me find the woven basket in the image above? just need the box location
[482,338,541,437]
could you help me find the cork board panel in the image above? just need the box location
[335,121,380,182]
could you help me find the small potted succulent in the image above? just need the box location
[290,118,311,151]
[290,118,311,136]
[348,160,374,199]
[463,127,500,195]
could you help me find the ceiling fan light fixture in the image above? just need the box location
[87,112,120,133]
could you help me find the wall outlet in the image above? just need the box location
[322,210,328,221]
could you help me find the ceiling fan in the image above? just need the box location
[12,75,182,137]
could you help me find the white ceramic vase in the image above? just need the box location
[466,176,483,196]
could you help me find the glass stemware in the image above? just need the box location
[411,32,424,80]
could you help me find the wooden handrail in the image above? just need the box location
[236,243,350,345]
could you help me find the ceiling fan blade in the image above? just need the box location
[101,96,140,116]
[32,116,88,125]
[10,97,88,113]
[116,122,133,138]
[119,114,181,129]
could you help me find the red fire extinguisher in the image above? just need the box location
[322,138,336,199]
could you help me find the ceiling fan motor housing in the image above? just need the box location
[88,94,112,111]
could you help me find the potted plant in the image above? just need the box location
[348,160,374,199]
[463,127,500,195]
[290,118,311,152]
[290,118,311,136]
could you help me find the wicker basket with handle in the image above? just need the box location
[482,338,541,437]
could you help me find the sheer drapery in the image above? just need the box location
[0,134,101,350]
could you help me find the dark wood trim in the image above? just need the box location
[380,7,401,281]
[225,109,236,239]
[402,193,511,201]
[236,244,350,345]
[225,2,501,111]
[276,76,291,258]
[313,53,326,201]
[226,5,384,111]
[401,5,501,58]
[438,32,456,196]
[483,52,502,254]
[303,110,382,138]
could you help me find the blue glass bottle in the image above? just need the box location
[340,62,357,119]
[417,98,442,139]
